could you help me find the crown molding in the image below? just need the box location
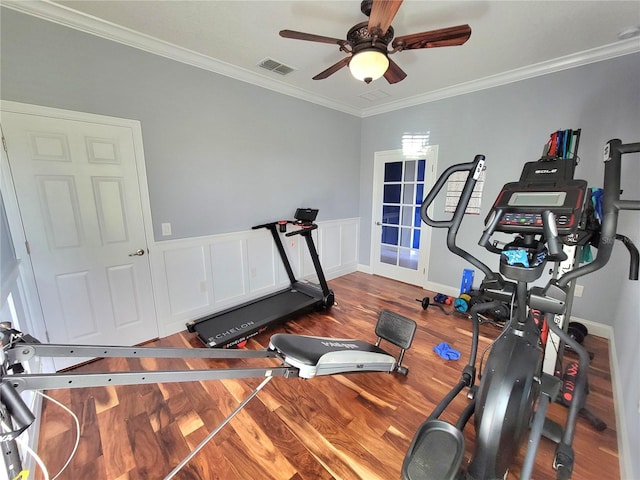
[1,0,362,117]
[361,37,640,117]
[4,1,640,119]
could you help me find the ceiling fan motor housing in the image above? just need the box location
[347,21,394,54]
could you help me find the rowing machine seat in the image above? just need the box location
[269,333,396,378]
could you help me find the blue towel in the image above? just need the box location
[433,342,461,360]
[591,188,603,222]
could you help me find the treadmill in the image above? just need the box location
[186,208,335,348]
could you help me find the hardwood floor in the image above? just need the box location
[35,272,619,480]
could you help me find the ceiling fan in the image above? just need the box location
[279,0,471,84]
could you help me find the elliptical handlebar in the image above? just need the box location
[616,234,639,280]
[420,155,485,229]
[557,139,640,287]
[478,209,504,253]
[419,154,497,280]
[541,210,568,262]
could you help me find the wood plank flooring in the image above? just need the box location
[35,272,619,479]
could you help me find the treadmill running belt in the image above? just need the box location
[193,289,318,347]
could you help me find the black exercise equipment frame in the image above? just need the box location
[402,139,640,480]
[186,209,335,348]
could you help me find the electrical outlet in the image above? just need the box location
[574,284,584,297]
[161,222,172,236]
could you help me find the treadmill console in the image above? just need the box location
[294,208,319,224]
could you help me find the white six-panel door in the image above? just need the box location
[2,107,158,369]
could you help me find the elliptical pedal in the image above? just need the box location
[402,420,465,480]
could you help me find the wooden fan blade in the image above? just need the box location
[280,29,346,46]
[392,24,472,50]
[368,0,403,36]
[384,58,407,84]
[313,57,351,80]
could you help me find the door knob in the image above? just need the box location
[128,249,145,257]
[375,221,382,226]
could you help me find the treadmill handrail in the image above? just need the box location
[285,223,317,237]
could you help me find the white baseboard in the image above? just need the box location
[567,316,612,340]
[423,281,460,298]
[356,263,373,274]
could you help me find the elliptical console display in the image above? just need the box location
[486,158,587,235]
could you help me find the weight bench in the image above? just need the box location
[270,309,417,378]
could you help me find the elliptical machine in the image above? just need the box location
[402,138,640,480]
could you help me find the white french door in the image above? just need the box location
[370,147,437,286]
[1,102,158,370]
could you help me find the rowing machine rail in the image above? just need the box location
[1,309,416,479]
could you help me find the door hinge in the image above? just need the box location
[25,241,31,255]
[1,135,7,153]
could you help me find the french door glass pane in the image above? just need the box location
[403,184,415,204]
[383,205,400,225]
[399,249,419,269]
[400,228,412,248]
[413,229,421,249]
[380,245,397,265]
[402,206,414,226]
[381,225,399,245]
[384,162,403,182]
[384,184,402,203]
[414,207,421,227]
[404,160,416,181]
[417,160,425,181]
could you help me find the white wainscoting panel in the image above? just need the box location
[209,239,246,304]
[319,224,342,272]
[163,245,209,316]
[341,222,358,268]
[152,218,359,337]
[247,231,281,293]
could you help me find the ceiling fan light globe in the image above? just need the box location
[350,50,389,82]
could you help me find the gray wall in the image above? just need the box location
[360,53,640,324]
[0,9,361,240]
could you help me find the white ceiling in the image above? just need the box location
[5,1,640,116]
